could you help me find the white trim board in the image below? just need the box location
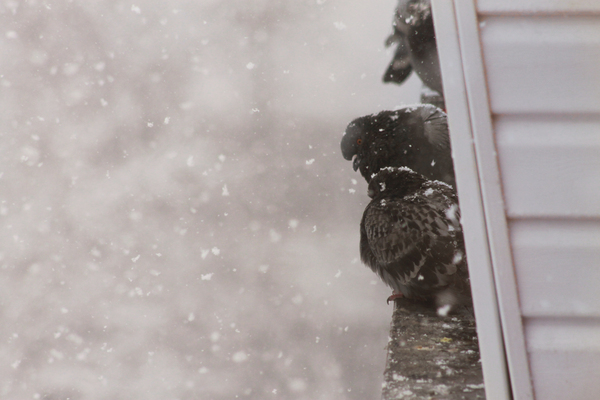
[431,1,534,399]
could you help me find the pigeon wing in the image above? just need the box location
[383,34,413,84]
[361,195,459,297]
[420,105,450,150]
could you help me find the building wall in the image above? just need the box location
[433,1,600,399]
[479,4,600,399]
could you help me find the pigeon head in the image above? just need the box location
[367,167,427,199]
[340,118,367,170]
[341,111,400,174]
[342,108,427,181]
[341,105,454,186]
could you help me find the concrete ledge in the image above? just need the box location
[382,299,485,399]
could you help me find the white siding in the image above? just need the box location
[431,2,513,399]
[480,16,600,114]
[495,115,600,218]
[481,3,600,400]
[434,0,600,399]
[525,318,600,399]
[510,219,600,318]
[432,1,529,399]
[477,0,600,14]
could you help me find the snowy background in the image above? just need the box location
[1,1,421,399]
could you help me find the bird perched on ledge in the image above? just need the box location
[341,104,455,187]
[359,167,471,313]
[383,0,443,96]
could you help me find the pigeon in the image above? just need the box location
[340,104,455,187]
[383,28,413,85]
[383,0,443,96]
[359,167,471,312]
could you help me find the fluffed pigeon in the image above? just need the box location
[359,167,471,312]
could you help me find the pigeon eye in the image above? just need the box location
[356,139,362,145]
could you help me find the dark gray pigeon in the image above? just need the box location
[340,104,455,187]
[383,0,443,96]
[359,167,471,312]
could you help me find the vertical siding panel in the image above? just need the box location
[431,2,512,399]
[433,1,534,399]
[452,2,534,399]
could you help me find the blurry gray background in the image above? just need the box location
[0,1,421,399]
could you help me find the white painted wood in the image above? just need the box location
[479,16,600,114]
[510,220,600,317]
[495,115,600,147]
[452,2,534,399]
[495,116,600,218]
[431,2,511,399]
[528,349,600,400]
[499,149,600,217]
[525,317,600,351]
[436,1,600,398]
[477,0,600,15]
[525,318,600,400]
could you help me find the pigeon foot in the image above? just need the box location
[387,292,404,305]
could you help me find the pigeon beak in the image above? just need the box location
[352,154,361,171]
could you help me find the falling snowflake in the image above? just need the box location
[437,304,451,317]
[258,265,269,273]
[232,351,248,363]
[334,21,347,30]
[269,229,281,243]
